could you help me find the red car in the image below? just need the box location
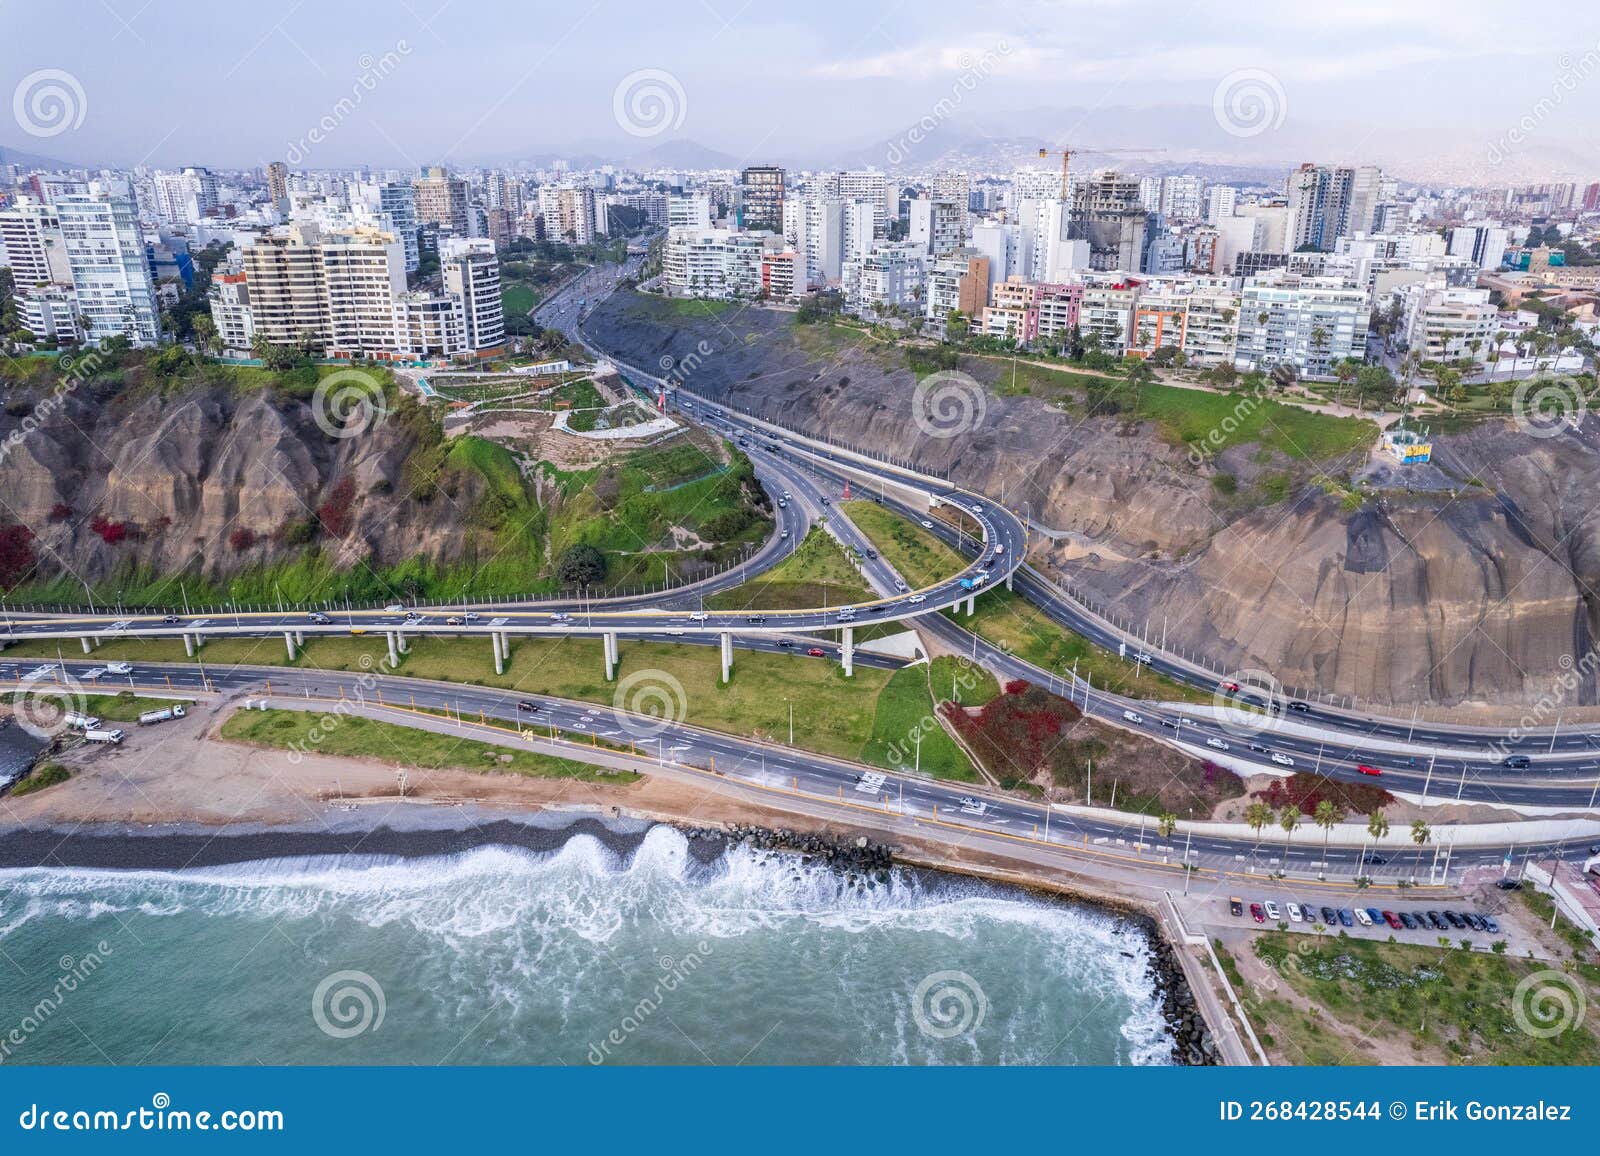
[1220,681,1241,693]
[1357,764,1383,776]
[1249,903,1265,923]
[1381,910,1403,930]
[806,647,826,658]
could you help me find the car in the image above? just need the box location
[1229,897,1244,917]
[463,612,480,623]
[1270,752,1295,767]
[668,629,686,637]
[1443,910,1466,929]
[1357,764,1383,776]
[919,519,934,529]
[1367,854,1388,865]
[1336,908,1355,927]
[162,614,181,624]
[1287,700,1311,713]
[1249,903,1266,923]
[1494,878,1522,890]
[1464,913,1486,932]
[350,627,367,636]
[970,504,983,514]
[1206,737,1230,750]
[1178,716,1196,727]
[1122,710,1145,724]
[780,530,790,539]
[689,612,708,622]
[1321,906,1339,925]
[1365,907,1385,926]
[777,500,787,509]
[383,603,405,613]
[1219,680,1241,693]
[1133,652,1154,664]
[820,498,831,507]
[1263,900,1281,921]
[1248,743,1268,754]
[517,701,539,712]
[307,611,331,625]
[1158,718,1178,730]
[1381,910,1403,930]
[445,616,463,626]
[907,594,927,604]
[781,491,790,500]
[862,549,878,560]
[105,662,132,675]
[1481,915,1501,933]
[1503,754,1532,768]
[895,581,909,592]
[1425,911,1448,931]
[746,615,766,624]
[550,613,571,623]
[777,639,794,648]
[1398,912,1419,930]
[1286,902,1305,922]
[992,544,1004,554]
[1354,908,1374,926]
[807,647,825,658]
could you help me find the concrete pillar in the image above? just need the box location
[387,631,399,667]
[965,594,975,616]
[603,631,618,680]
[842,626,854,677]
[284,632,296,661]
[720,631,732,683]
[183,633,195,658]
[397,632,409,654]
[492,631,504,675]
[1005,571,1013,592]
[80,637,92,654]
[295,630,305,645]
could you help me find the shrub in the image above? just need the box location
[316,477,357,539]
[10,762,69,796]
[0,523,36,587]
[228,527,257,552]
[47,503,72,522]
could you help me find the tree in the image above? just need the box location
[557,544,607,588]
[1278,805,1300,862]
[1157,812,1178,842]
[1410,820,1432,883]
[1244,802,1274,857]
[1360,809,1388,878]
[1314,800,1345,875]
[191,313,219,357]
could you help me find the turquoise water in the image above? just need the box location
[0,827,1172,1065]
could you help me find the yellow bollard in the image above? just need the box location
[339,685,345,700]
[410,694,416,710]
[591,731,596,747]
[479,709,485,724]
[266,680,271,695]
[165,675,172,690]
[631,741,636,755]
[377,689,383,705]
[838,785,842,801]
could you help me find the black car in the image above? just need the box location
[1495,878,1522,891]
[1503,754,1531,769]
[1443,910,1466,929]
[777,639,794,648]
[1425,911,1448,931]
[517,701,539,712]
[863,549,878,560]
[747,615,767,624]
[1321,906,1339,925]
[1287,700,1311,713]
[1368,854,1388,865]
[1398,912,1419,929]
[1464,913,1486,932]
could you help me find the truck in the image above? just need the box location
[63,712,102,730]
[83,728,125,744]
[138,705,187,726]
[958,574,988,590]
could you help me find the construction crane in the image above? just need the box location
[1035,146,1168,200]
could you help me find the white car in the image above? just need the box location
[1270,752,1295,767]
[1205,736,1230,751]
[781,530,790,539]
[907,594,927,604]
[383,603,405,613]
[689,612,708,622]
[1133,652,1154,664]
[1286,902,1305,923]
[1354,908,1374,927]
[105,662,133,675]
[970,504,983,513]
[920,519,934,529]
[463,612,480,623]
[1122,710,1145,724]
[81,667,107,680]
[894,581,909,592]
[1263,900,1281,921]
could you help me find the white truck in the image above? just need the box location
[83,728,125,744]
[138,705,187,726]
[62,712,102,730]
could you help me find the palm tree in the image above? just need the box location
[1157,812,1178,842]
[1360,809,1389,879]
[1313,800,1345,877]
[1278,805,1300,865]
[1410,819,1432,882]
[1245,801,1274,861]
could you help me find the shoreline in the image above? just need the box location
[0,805,1220,1065]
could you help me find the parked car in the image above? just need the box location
[1425,911,1448,931]
[1263,900,1281,921]
[1336,908,1355,927]
[1444,910,1467,929]
[1381,910,1403,930]
[1249,903,1265,923]
[1229,897,1244,917]
[1321,906,1339,925]
[1364,908,1384,926]
[1481,915,1501,933]
[1353,908,1373,927]
[1286,902,1305,923]
[1398,912,1419,930]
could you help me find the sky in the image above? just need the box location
[3,0,1600,181]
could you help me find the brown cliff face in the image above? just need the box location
[0,382,475,586]
[590,292,1600,707]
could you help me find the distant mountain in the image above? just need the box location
[0,143,83,170]
[628,138,746,171]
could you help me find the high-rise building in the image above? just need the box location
[1205,186,1237,225]
[266,161,290,217]
[1447,223,1510,272]
[206,272,254,353]
[414,166,470,237]
[241,223,404,357]
[353,180,420,272]
[54,188,161,346]
[484,171,524,217]
[0,197,72,288]
[908,197,963,256]
[1235,269,1367,377]
[152,167,219,225]
[1285,164,1383,251]
[440,237,506,354]
[740,165,786,232]
[1584,182,1600,212]
[1068,171,1150,272]
[666,194,711,229]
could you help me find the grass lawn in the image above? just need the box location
[1245,932,1600,1065]
[841,500,967,588]
[951,586,1211,705]
[706,528,872,611]
[220,709,633,782]
[79,691,192,720]
[858,665,977,781]
[928,654,1000,707]
[501,283,537,317]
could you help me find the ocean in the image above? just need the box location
[0,823,1174,1065]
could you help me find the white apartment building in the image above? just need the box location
[909,197,963,256]
[1205,186,1237,225]
[395,291,468,357]
[662,227,770,298]
[0,198,72,288]
[1177,279,1241,367]
[152,167,219,225]
[968,220,1016,297]
[836,170,891,234]
[206,272,254,353]
[17,287,79,342]
[353,181,420,272]
[667,194,711,229]
[54,188,161,346]
[841,199,878,267]
[1397,280,1497,365]
[1078,280,1139,354]
[441,237,506,354]
[1236,270,1367,378]
[1447,223,1510,272]
[848,241,925,314]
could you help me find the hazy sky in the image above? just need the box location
[4,0,1600,178]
